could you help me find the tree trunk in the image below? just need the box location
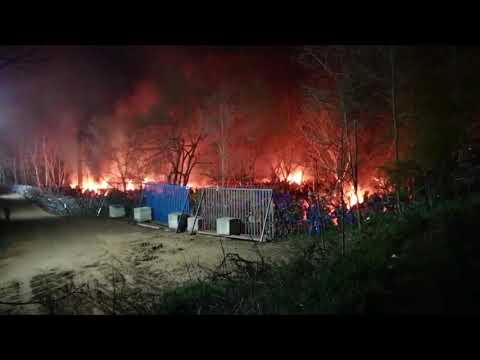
[121,177,127,193]
[33,160,41,188]
[390,46,402,216]
[220,104,226,187]
[353,116,362,231]
[77,129,83,189]
[340,102,347,255]
[12,156,17,184]
[43,136,49,188]
[21,143,27,185]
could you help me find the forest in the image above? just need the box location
[1,45,480,314]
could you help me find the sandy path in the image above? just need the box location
[0,193,290,314]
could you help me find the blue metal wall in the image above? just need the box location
[143,183,190,223]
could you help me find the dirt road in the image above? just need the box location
[0,192,289,314]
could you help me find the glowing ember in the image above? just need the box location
[287,170,304,185]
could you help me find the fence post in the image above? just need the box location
[190,189,205,235]
[260,193,273,242]
[176,187,190,233]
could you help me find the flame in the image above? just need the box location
[344,185,373,208]
[70,178,109,194]
[126,180,135,191]
[70,176,151,194]
[287,170,304,185]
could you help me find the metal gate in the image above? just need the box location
[143,183,190,224]
[192,187,274,242]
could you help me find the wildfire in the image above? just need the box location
[70,176,151,194]
[344,185,373,208]
[287,170,304,185]
[70,178,110,194]
[126,180,135,191]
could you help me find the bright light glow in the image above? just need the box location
[344,185,373,208]
[187,180,201,188]
[126,180,135,191]
[70,176,151,193]
[287,170,304,185]
[70,178,109,194]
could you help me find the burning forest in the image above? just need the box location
[0,47,392,207]
[1,44,480,315]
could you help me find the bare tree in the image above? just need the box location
[202,75,272,187]
[272,141,302,182]
[229,135,262,185]
[300,46,379,237]
[299,46,362,252]
[138,107,207,187]
[107,129,150,192]
[12,135,72,189]
[205,88,237,187]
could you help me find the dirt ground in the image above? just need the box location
[0,192,291,314]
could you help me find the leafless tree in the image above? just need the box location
[205,88,237,187]
[229,135,262,185]
[139,107,207,187]
[8,135,72,188]
[106,128,150,192]
[300,46,378,238]
[272,141,302,182]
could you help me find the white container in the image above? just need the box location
[216,217,241,236]
[134,207,152,222]
[109,205,126,218]
[168,212,183,230]
[187,216,203,232]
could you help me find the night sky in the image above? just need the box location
[0,46,305,181]
[0,46,301,134]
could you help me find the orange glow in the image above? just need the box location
[344,185,373,208]
[70,176,151,194]
[126,180,135,191]
[287,170,304,185]
[187,180,201,188]
[70,178,109,194]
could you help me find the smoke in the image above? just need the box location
[0,45,316,185]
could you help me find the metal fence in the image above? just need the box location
[143,183,190,224]
[194,187,274,242]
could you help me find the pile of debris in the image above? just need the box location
[13,185,80,216]
[12,185,143,217]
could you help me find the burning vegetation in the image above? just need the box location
[0,45,479,234]
[2,44,480,315]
